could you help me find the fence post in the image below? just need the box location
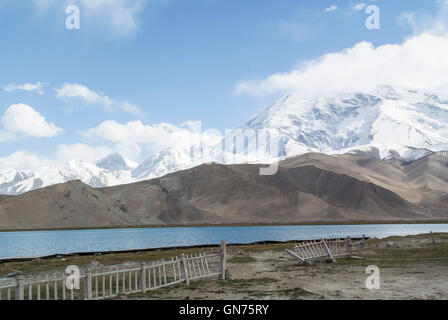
[362,234,366,249]
[321,238,336,263]
[15,275,24,300]
[140,262,146,293]
[180,254,190,286]
[346,236,352,256]
[84,269,92,300]
[220,240,227,280]
[430,231,436,248]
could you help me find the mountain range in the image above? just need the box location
[1,85,448,229]
[2,85,448,195]
[0,149,447,230]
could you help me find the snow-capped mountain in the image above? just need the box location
[2,85,448,195]
[132,85,448,178]
[96,152,138,171]
[241,85,448,154]
[0,156,136,195]
[131,147,193,180]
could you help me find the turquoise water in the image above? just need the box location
[1,224,448,259]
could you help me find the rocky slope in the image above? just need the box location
[1,150,447,230]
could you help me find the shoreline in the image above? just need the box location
[1,219,448,233]
[0,238,368,263]
[1,232,447,300]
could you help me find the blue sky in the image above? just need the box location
[0,0,445,169]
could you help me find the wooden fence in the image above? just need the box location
[285,236,365,264]
[0,240,227,301]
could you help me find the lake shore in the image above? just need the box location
[2,219,448,233]
[1,232,447,300]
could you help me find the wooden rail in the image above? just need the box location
[0,240,228,300]
[285,236,366,265]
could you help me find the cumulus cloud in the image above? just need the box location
[236,0,448,97]
[56,82,142,115]
[83,120,223,155]
[3,82,44,95]
[0,144,136,171]
[56,143,115,163]
[1,103,62,139]
[325,5,338,12]
[32,0,159,36]
[84,120,197,152]
[0,151,51,171]
[235,33,448,96]
[56,83,113,111]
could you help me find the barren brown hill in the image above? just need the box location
[1,151,448,230]
[0,195,11,203]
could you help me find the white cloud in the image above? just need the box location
[325,5,338,12]
[56,82,142,115]
[235,0,448,97]
[1,103,62,138]
[352,3,367,11]
[235,32,448,96]
[121,101,143,115]
[3,82,44,95]
[32,0,159,36]
[56,83,113,111]
[83,120,222,155]
[0,151,51,171]
[0,144,136,171]
[56,143,115,163]
[83,120,198,152]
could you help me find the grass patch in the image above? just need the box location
[0,247,218,276]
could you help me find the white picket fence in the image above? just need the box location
[0,240,228,301]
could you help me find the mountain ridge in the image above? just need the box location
[1,150,447,230]
[2,85,448,195]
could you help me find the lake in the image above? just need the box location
[1,223,448,259]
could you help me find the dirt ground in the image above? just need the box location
[1,233,447,300]
[115,233,448,300]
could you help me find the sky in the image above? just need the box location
[0,0,446,170]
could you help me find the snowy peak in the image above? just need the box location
[132,86,448,181]
[96,153,138,171]
[0,169,35,195]
[2,85,448,196]
[131,147,193,180]
[0,157,136,195]
[374,84,445,104]
[248,86,448,153]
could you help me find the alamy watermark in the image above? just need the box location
[66,5,80,30]
[365,5,380,30]
[65,265,80,290]
[187,121,280,176]
[365,265,380,290]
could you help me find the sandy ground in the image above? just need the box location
[1,233,447,300]
[115,233,448,300]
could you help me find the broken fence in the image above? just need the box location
[285,236,365,264]
[0,240,228,300]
